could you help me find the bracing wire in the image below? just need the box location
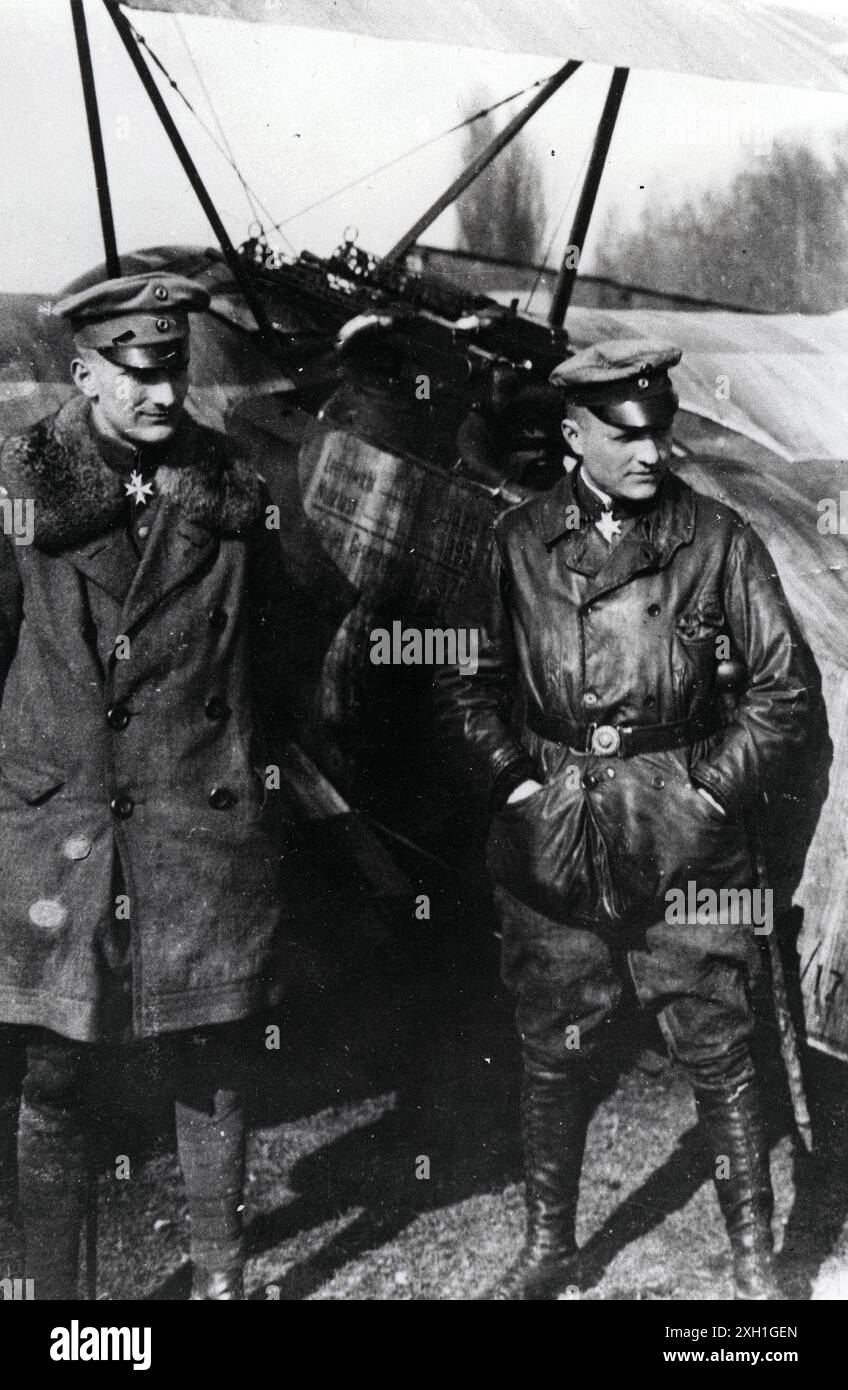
[171,15,267,236]
[127,18,295,250]
[129,16,561,256]
[524,140,595,313]
[269,71,566,234]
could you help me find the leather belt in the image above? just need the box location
[525,711,716,758]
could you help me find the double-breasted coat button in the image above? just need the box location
[209,786,236,810]
[204,695,230,721]
[652,776,665,790]
[647,603,661,616]
[106,703,131,730]
[583,691,598,707]
[208,607,228,630]
[583,773,597,789]
[110,794,134,818]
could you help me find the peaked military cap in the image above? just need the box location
[53,273,210,369]
[549,339,682,428]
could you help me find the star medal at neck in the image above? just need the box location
[576,466,656,543]
[578,468,622,543]
[125,470,155,507]
[595,508,622,544]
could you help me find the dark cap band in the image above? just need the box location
[549,339,682,430]
[585,389,678,430]
[57,273,206,371]
[92,340,190,370]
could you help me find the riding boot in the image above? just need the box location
[693,1078,782,1300]
[488,1057,588,1300]
[176,1089,246,1300]
[0,1028,23,1281]
[0,1084,19,1205]
[0,1094,23,1282]
[17,1096,87,1300]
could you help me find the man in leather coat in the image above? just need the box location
[435,340,813,1300]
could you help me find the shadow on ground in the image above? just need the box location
[72,841,848,1301]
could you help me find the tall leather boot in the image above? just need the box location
[694,1078,782,1300]
[0,1095,23,1282]
[488,1057,588,1300]
[0,1028,23,1281]
[0,1094,19,1212]
[17,1097,87,1300]
[176,1089,246,1300]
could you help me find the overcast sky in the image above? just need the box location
[1,0,847,292]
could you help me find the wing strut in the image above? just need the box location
[384,60,581,264]
[103,0,279,351]
[71,0,120,278]
[548,67,629,325]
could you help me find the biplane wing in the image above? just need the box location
[125,0,848,92]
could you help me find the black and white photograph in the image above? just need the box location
[0,0,847,1348]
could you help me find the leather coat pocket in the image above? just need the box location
[486,770,615,922]
[588,749,755,918]
[673,596,724,717]
[676,596,723,644]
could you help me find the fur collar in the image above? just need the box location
[0,394,264,550]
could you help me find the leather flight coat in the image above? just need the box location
[435,468,814,926]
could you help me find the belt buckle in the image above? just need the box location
[589,724,621,756]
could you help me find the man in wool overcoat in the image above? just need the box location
[0,272,298,1299]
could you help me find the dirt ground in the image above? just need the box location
[80,839,848,1302]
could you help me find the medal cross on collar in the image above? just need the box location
[125,470,155,506]
[579,468,622,544]
[596,508,622,544]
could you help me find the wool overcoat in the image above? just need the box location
[0,393,299,1041]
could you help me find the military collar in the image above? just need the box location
[0,393,264,550]
[576,466,612,511]
[573,466,659,525]
[538,467,695,568]
[90,421,162,482]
